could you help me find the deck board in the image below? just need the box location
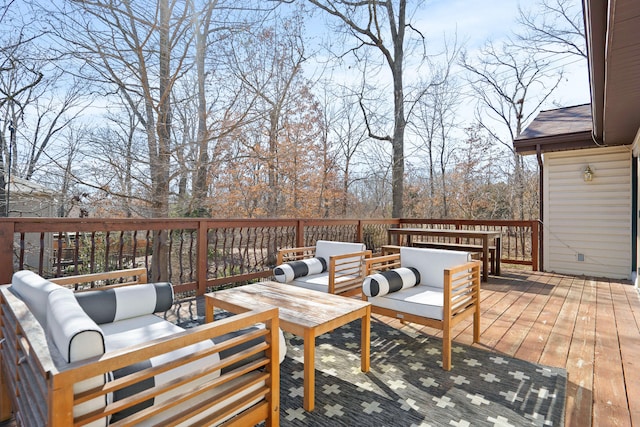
[611,281,640,426]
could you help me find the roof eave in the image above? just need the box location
[514,131,595,155]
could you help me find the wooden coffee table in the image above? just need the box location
[205,281,371,412]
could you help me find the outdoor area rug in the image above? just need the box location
[278,319,566,427]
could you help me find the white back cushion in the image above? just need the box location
[11,270,62,327]
[400,247,471,289]
[314,240,365,262]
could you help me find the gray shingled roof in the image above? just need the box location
[514,104,596,154]
[517,104,592,140]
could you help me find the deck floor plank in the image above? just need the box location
[514,272,570,363]
[563,276,595,427]
[610,280,640,426]
[592,279,631,426]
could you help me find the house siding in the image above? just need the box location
[543,146,632,279]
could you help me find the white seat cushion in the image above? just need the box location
[290,272,360,293]
[369,285,445,320]
[136,372,267,427]
[102,315,221,422]
[400,247,470,289]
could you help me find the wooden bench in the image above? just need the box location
[411,241,497,274]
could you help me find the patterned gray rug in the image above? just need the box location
[173,300,565,427]
[279,319,566,427]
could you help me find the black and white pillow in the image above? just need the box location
[75,282,174,324]
[46,288,109,426]
[273,257,328,283]
[362,267,421,297]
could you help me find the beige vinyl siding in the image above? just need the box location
[543,146,632,279]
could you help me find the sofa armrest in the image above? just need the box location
[327,250,372,295]
[443,260,482,323]
[364,253,401,276]
[49,267,148,290]
[276,246,316,265]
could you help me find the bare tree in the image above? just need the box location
[318,84,369,217]
[42,0,198,221]
[0,1,44,216]
[461,41,563,220]
[409,40,461,218]
[516,0,586,58]
[222,14,309,217]
[308,0,427,218]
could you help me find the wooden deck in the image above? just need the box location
[375,269,640,427]
[1,269,638,427]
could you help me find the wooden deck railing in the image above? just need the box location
[0,218,539,296]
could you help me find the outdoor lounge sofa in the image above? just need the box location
[274,240,371,296]
[362,247,481,370]
[0,268,284,426]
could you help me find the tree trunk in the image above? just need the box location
[267,108,279,217]
[390,0,406,219]
[192,7,214,216]
[151,0,172,282]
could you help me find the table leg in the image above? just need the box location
[361,306,371,372]
[495,236,502,276]
[303,328,315,411]
[482,237,489,282]
[205,297,214,323]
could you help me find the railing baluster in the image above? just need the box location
[178,229,185,285]
[39,232,45,276]
[19,232,25,270]
[90,232,96,274]
[188,229,195,283]
[54,232,63,277]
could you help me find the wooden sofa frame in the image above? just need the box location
[277,246,372,296]
[0,269,281,427]
[363,253,481,371]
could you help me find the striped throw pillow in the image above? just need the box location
[273,257,328,283]
[362,267,421,297]
[75,282,174,324]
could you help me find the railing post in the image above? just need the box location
[357,220,363,243]
[197,221,208,295]
[0,221,14,284]
[532,220,540,271]
[296,220,305,248]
